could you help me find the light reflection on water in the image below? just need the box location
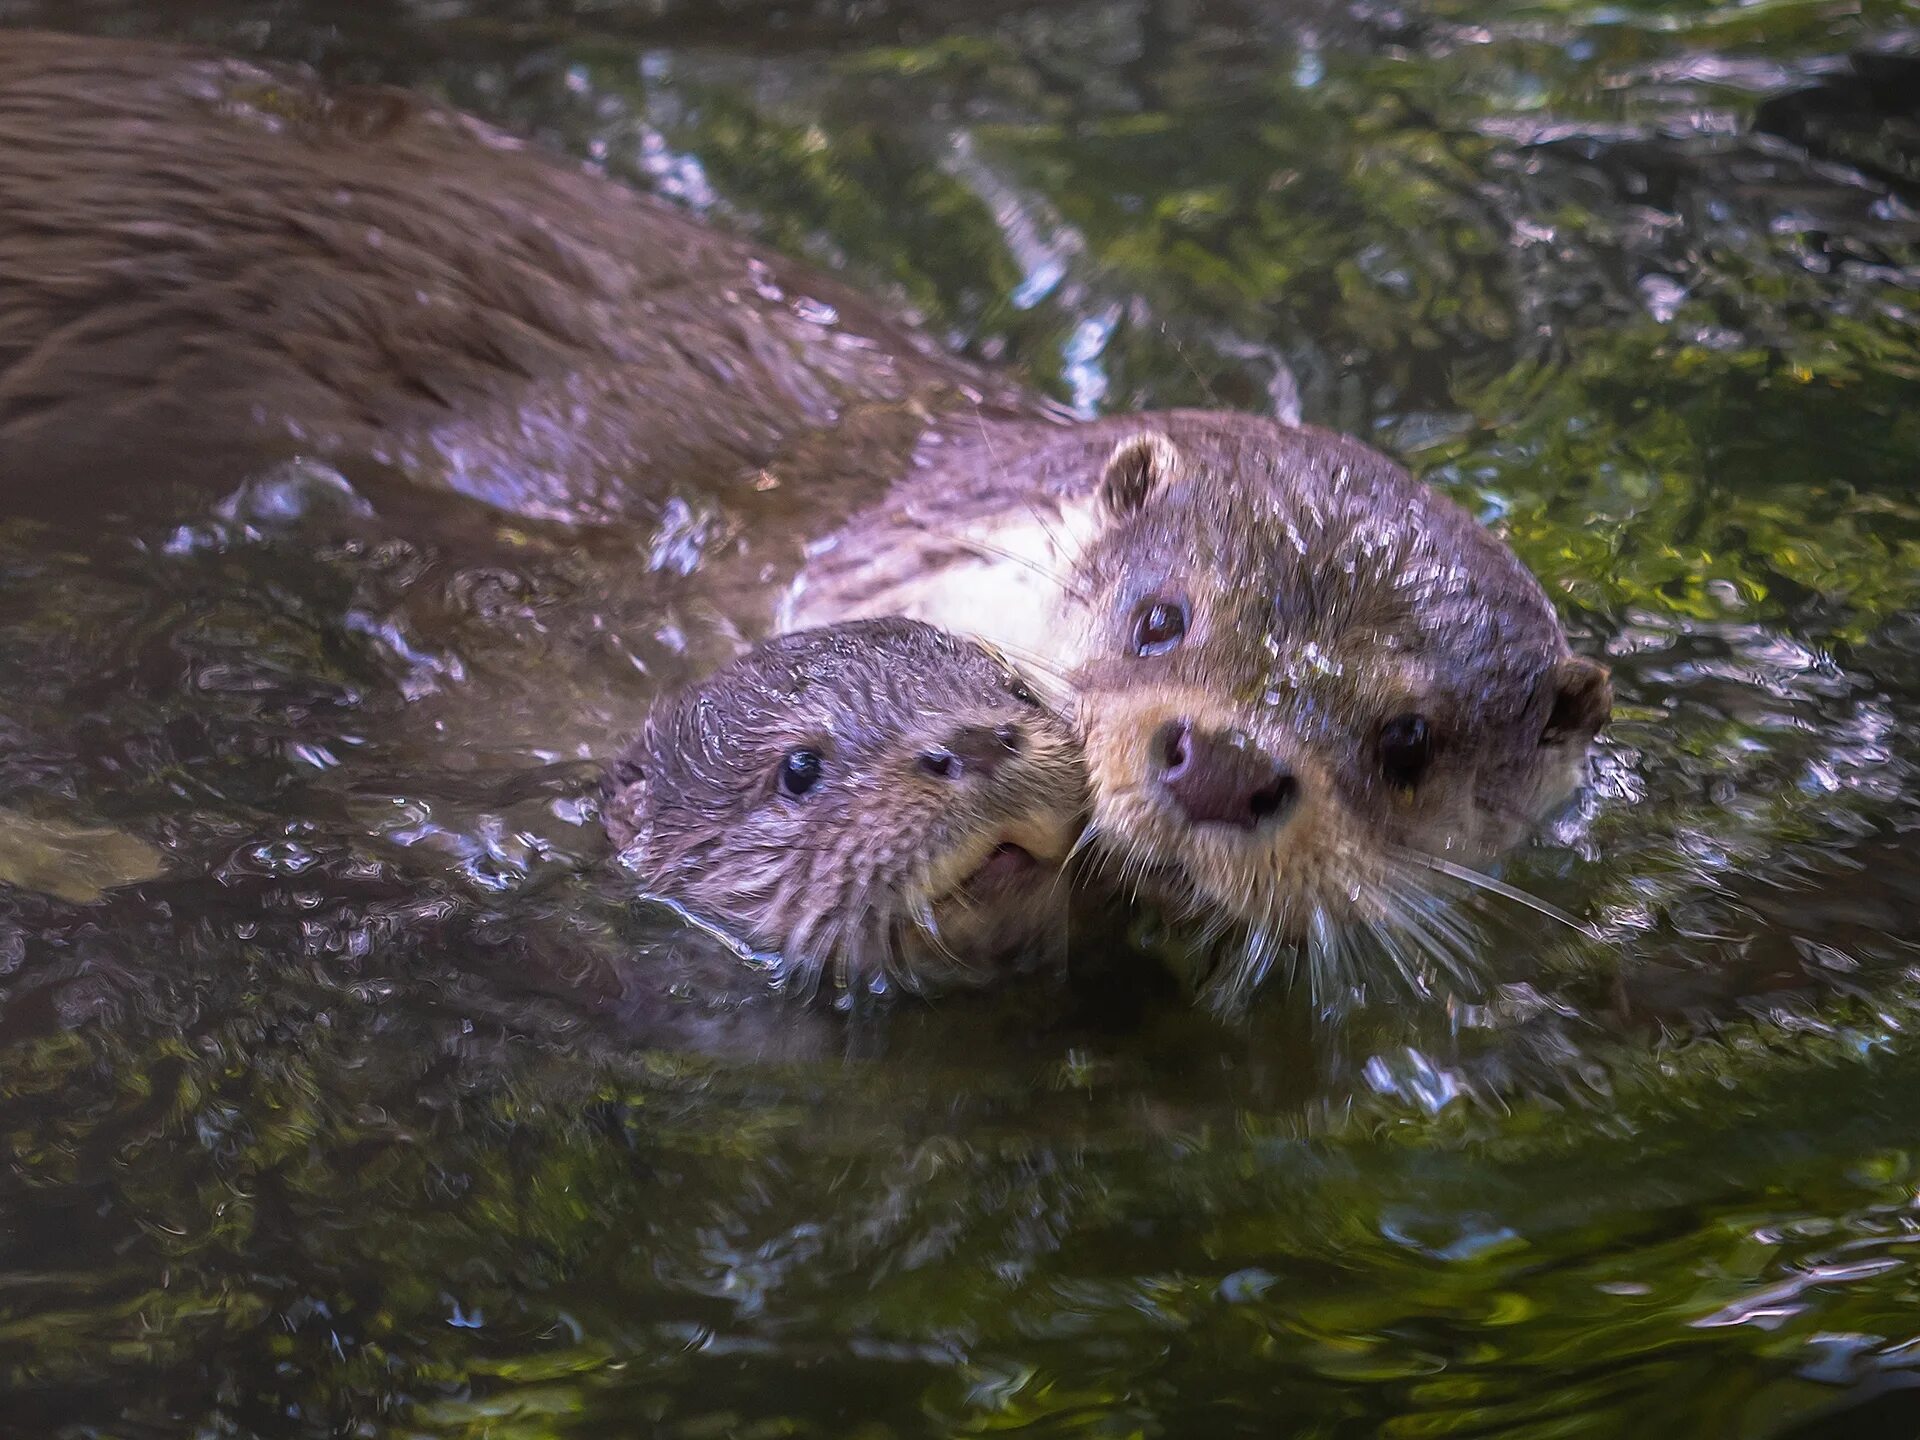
[2,1,1920,1435]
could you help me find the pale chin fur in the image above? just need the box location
[919,808,1079,904]
[1096,797,1487,1014]
[1081,707,1519,1013]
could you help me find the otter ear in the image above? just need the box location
[1100,432,1181,516]
[1541,655,1612,746]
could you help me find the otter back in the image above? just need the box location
[0,32,1036,524]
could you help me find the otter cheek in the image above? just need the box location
[706,811,825,953]
[1387,772,1476,859]
[1496,743,1588,847]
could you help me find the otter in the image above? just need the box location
[601,620,1086,1000]
[0,33,1610,1002]
[785,415,1613,1002]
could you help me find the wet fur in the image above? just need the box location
[602,620,1087,1000]
[790,414,1612,1003]
[0,32,1036,521]
[1,34,1609,1004]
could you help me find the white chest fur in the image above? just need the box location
[779,496,1101,683]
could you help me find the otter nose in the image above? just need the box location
[920,722,1023,782]
[1152,719,1297,830]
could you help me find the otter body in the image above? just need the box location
[3,33,1610,999]
[0,31,1035,525]
[602,620,1085,999]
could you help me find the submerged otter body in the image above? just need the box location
[602,620,1085,999]
[0,31,1036,526]
[3,32,1610,1000]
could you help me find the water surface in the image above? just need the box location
[2,2,1920,1435]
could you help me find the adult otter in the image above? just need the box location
[602,620,1086,1000]
[0,33,1610,1000]
[786,416,1613,1001]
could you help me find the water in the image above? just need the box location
[2,1,1919,1434]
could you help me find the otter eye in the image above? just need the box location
[777,748,823,798]
[1378,714,1434,789]
[1007,677,1043,708]
[1131,598,1188,656]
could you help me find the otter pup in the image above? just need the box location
[786,414,1612,1001]
[601,620,1086,1000]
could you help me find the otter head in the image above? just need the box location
[1068,420,1612,1002]
[602,619,1086,1001]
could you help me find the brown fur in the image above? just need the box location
[788,413,1612,998]
[602,620,1086,1000]
[1,33,1609,998]
[0,31,1036,522]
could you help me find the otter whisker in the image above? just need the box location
[1305,907,1344,1012]
[864,912,905,996]
[1348,869,1486,1003]
[1183,894,1239,951]
[1119,844,1162,909]
[1388,848,1591,937]
[782,877,848,998]
[909,891,982,983]
[1297,913,1328,1013]
[1090,835,1149,893]
[1285,928,1307,995]
[970,397,1009,487]
[781,943,829,1003]
[846,925,880,999]
[1041,844,1084,912]
[1362,900,1449,1002]
[1200,889,1305,1014]
[963,404,1086,576]
[1021,497,1083,573]
[1336,915,1382,1006]
[1166,331,1227,411]
[1064,820,1105,869]
[1403,873,1485,954]
[1372,918,1440,1005]
[977,639,1078,692]
[641,893,781,970]
[835,919,887,999]
[1372,870,1484,987]
[1224,924,1293,1015]
[1423,902,1490,984]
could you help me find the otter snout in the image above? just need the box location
[919,722,1024,782]
[1152,720,1297,831]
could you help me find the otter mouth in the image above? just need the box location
[925,809,1079,909]
[960,841,1044,896]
